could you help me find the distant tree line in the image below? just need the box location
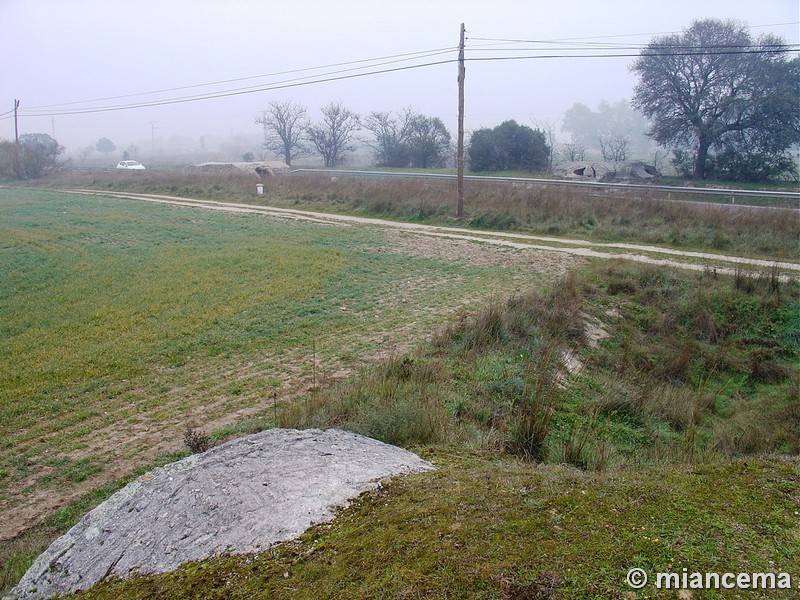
[560,100,653,164]
[256,100,455,169]
[257,100,552,173]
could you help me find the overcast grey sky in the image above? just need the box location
[2,0,798,156]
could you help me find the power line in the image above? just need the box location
[470,21,799,45]
[11,27,799,122]
[24,47,456,111]
[466,47,800,63]
[19,58,457,118]
[468,41,799,51]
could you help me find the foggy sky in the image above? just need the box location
[2,0,798,158]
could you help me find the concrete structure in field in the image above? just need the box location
[555,160,661,183]
[182,160,290,177]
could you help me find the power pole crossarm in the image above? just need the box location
[456,23,465,219]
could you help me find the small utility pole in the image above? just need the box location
[13,99,20,178]
[149,121,157,154]
[13,99,20,144]
[456,23,465,218]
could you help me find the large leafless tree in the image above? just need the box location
[363,108,416,167]
[255,100,310,166]
[363,108,452,168]
[306,102,360,168]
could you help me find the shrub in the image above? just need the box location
[183,426,213,454]
[748,348,789,383]
[468,120,550,172]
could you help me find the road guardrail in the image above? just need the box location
[290,168,800,210]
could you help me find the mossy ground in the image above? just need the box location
[67,453,799,599]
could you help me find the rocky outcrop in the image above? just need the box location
[7,429,434,600]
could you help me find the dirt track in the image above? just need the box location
[68,190,800,277]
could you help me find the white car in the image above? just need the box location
[116,160,146,170]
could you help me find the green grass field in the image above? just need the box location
[2,184,798,598]
[0,188,570,553]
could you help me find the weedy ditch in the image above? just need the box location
[281,261,798,470]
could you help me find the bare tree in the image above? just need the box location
[652,149,667,173]
[363,108,452,168]
[406,113,452,168]
[562,141,586,162]
[362,108,415,167]
[255,100,310,166]
[599,134,630,162]
[306,102,360,168]
[611,136,630,162]
[531,116,559,171]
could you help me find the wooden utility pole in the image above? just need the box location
[456,23,465,219]
[13,99,20,178]
[13,99,19,144]
[150,121,157,154]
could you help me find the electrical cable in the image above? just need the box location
[20,58,458,117]
[467,42,799,51]
[465,47,800,63]
[12,22,798,121]
[24,47,457,111]
[469,21,799,44]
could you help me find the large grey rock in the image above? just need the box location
[7,429,434,600]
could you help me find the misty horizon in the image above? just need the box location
[3,0,798,164]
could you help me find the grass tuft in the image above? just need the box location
[183,426,213,454]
